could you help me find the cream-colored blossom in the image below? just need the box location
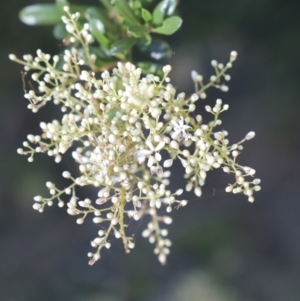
[10,10,260,265]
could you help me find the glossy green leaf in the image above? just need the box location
[89,46,111,60]
[138,33,152,47]
[19,4,61,26]
[53,22,68,39]
[137,61,163,76]
[141,8,152,23]
[140,39,172,60]
[152,16,182,35]
[88,47,116,69]
[128,25,147,37]
[110,38,137,55]
[86,7,118,33]
[89,18,110,47]
[130,0,142,10]
[56,0,69,11]
[152,0,177,25]
[78,46,112,67]
[86,7,106,21]
[112,0,140,25]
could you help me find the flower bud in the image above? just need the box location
[163,159,173,168]
[245,131,255,140]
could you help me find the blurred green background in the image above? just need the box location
[1,0,300,300]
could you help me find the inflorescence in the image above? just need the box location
[10,7,260,265]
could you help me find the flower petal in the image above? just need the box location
[171,130,180,140]
[138,149,152,157]
[155,141,165,151]
[147,156,155,167]
[182,131,188,139]
[145,140,154,150]
[138,156,146,164]
[155,152,162,161]
[183,125,191,130]
[171,119,179,128]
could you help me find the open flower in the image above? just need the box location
[171,117,191,140]
[137,140,165,167]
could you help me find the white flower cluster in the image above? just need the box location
[10,10,260,265]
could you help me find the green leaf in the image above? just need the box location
[112,0,140,25]
[139,39,172,60]
[138,33,152,47]
[152,16,182,35]
[110,38,137,55]
[86,7,119,33]
[88,47,116,68]
[130,0,142,10]
[137,61,163,76]
[89,18,110,47]
[152,0,177,25]
[89,46,111,60]
[70,5,89,15]
[53,22,68,39]
[86,6,107,21]
[19,4,61,26]
[141,8,152,23]
[56,0,69,11]
[140,0,156,5]
[128,25,147,37]
[78,46,112,67]
[98,0,114,11]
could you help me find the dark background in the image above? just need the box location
[1,0,300,300]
